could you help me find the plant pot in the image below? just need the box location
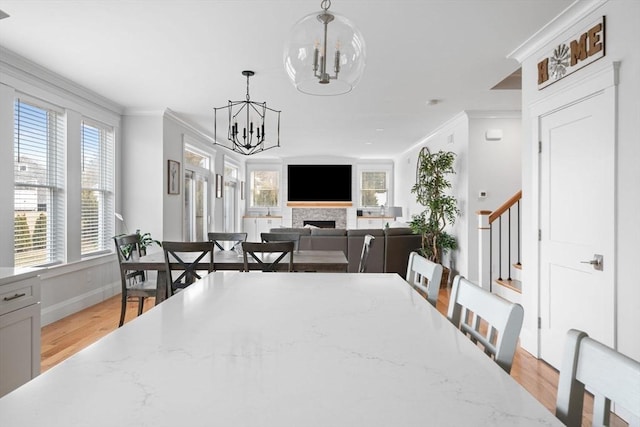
[440,266,450,289]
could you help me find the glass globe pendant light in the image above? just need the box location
[284,0,366,96]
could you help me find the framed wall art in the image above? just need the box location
[168,160,180,195]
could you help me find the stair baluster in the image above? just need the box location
[478,191,522,295]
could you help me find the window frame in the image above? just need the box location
[13,96,65,267]
[247,164,281,210]
[183,142,213,242]
[80,118,115,257]
[357,163,393,209]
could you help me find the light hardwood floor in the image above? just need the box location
[40,286,625,426]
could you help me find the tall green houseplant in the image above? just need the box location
[409,147,460,264]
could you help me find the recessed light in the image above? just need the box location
[426,99,439,106]
[365,141,373,145]
[375,128,384,132]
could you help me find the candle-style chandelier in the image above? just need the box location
[213,70,281,155]
[283,0,366,96]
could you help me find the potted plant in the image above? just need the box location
[409,147,460,287]
[136,229,161,256]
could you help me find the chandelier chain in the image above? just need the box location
[245,74,250,101]
[321,0,331,11]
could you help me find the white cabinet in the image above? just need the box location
[356,217,393,229]
[243,216,283,242]
[0,268,41,397]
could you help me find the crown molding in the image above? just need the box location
[465,110,521,119]
[507,0,608,63]
[0,46,123,115]
[122,108,164,117]
[399,110,468,158]
[164,108,215,144]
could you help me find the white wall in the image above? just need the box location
[122,111,240,242]
[121,114,164,242]
[467,113,522,282]
[517,0,640,361]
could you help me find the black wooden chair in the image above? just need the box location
[358,234,375,273]
[113,234,158,327]
[208,232,247,251]
[241,241,294,272]
[162,241,215,296]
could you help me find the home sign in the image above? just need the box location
[537,16,605,90]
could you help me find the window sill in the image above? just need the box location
[39,252,117,280]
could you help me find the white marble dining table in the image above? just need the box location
[0,272,562,427]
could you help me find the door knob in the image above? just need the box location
[580,254,603,271]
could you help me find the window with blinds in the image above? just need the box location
[249,170,279,208]
[14,98,65,267]
[360,171,388,207]
[81,120,114,256]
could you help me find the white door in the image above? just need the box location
[539,90,615,369]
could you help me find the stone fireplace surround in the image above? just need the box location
[292,208,347,229]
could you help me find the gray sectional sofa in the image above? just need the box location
[269,227,421,275]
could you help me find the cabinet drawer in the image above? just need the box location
[0,279,40,316]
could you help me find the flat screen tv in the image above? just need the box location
[287,164,352,202]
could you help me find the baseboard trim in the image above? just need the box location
[40,281,120,326]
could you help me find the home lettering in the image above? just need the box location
[537,18,605,86]
[570,23,603,66]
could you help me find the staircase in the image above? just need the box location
[477,191,522,304]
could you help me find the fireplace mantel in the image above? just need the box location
[286,202,352,208]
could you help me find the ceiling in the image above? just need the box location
[0,0,574,159]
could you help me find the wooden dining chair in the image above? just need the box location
[208,232,247,251]
[358,234,375,273]
[556,329,640,427]
[241,241,294,272]
[113,234,158,327]
[260,232,302,251]
[162,241,215,297]
[447,275,524,373]
[405,251,443,307]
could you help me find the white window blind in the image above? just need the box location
[250,170,279,208]
[81,120,114,256]
[360,171,388,207]
[14,98,65,267]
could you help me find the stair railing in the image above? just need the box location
[477,190,522,291]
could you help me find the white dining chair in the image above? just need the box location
[405,251,442,307]
[447,275,524,373]
[556,329,640,427]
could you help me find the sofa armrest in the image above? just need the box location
[384,228,422,275]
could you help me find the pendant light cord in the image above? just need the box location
[246,74,251,102]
